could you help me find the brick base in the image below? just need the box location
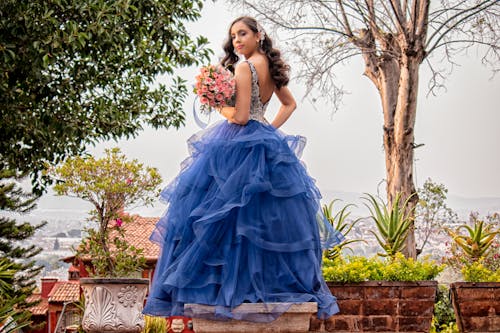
[451,282,500,332]
[314,281,437,332]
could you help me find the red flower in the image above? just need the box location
[115,218,123,227]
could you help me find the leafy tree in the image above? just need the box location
[231,0,499,258]
[0,170,46,331]
[415,178,457,256]
[51,148,162,277]
[0,0,212,192]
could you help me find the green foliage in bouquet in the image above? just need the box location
[322,252,444,283]
[51,148,162,277]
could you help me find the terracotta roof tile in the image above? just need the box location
[48,281,80,303]
[121,215,160,261]
[71,214,161,263]
[68,264,79,272]
[26,294,48,315]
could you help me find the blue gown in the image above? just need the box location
[143,60,344,322]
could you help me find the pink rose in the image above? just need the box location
[115,218,123,227]
[200,96,209,104]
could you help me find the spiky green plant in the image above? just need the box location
[322,199,365,260]
[363,192,416,257]
[446,219,499,262]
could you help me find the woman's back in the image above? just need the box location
[246,55,274,105]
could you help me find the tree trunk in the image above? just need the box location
[360,37,421,258]
[383,54,420,259]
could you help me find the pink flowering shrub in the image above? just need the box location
[52,148,162,277]
[194,65,235,112]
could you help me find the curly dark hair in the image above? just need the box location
[220,16,290,89]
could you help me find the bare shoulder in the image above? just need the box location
[248,54,268,68]
[234,61,252,76]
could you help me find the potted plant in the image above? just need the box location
[51,148,162,333]
[311,194,443,333]
[445,213,500,333]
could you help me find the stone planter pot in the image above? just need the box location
[309,281,437,332]
[80,278,149,333]
[450,282,500,332]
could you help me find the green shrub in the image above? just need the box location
[461,260,500,282]
[430,320,459,333]
[431,284,457,332]
[323,252,444,282]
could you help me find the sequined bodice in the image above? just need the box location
[246,61,270,124]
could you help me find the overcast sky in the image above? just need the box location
[89,2,500,200]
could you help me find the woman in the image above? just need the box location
[143,16,343,323]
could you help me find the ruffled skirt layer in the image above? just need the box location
[143,120,343,322]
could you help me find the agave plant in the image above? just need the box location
[446,218,500,262]
[363,192,416,257]
[322,199,365,260]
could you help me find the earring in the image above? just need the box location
[256,22,266,48]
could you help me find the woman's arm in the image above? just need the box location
[218,62,252,125]
[270,86,296,129]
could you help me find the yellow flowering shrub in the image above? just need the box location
[323,252,444,282]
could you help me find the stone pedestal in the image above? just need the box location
[185,302,317,333]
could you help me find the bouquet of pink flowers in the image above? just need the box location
[194,64,235,113]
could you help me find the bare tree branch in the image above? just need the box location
[226,0,498,259]
[389,0,408,33]
[427,0,497,48]
[337,0,354,36]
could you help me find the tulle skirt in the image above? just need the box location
[143,120,343,322]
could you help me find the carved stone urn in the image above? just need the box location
[80,278,149,333]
